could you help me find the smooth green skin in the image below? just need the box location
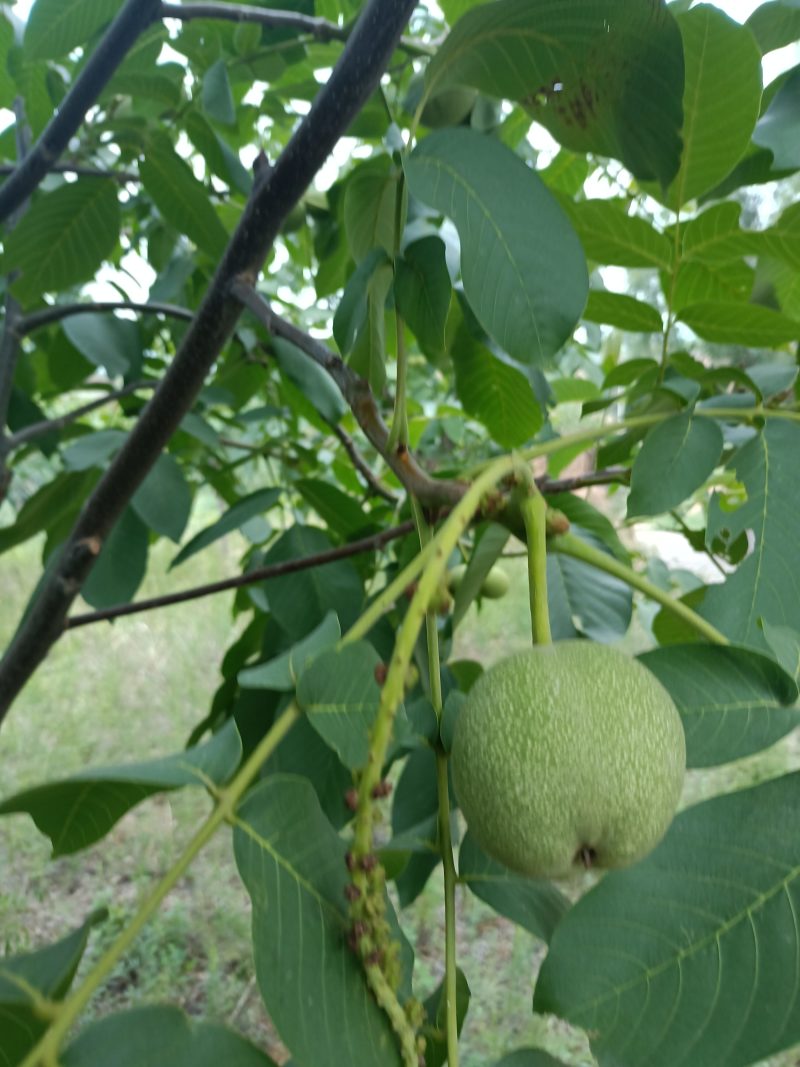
[446,563,510,599]
[451,641,686,880]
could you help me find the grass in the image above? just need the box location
[1,535,799,1066]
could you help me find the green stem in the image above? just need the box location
[387,171,409,454]
[342,535,438,646]
[411,499,458,1066]
[20,703,301,1067]
[463,407,800,479]
[387,311,409,453]
[351,453,518,859]
[436,749,459,1067]
[520,489,552,646]
[552,533,729,646]
[410,498,444,716]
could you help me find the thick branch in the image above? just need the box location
[0,0,417,725]
[0,0,161,221]
[0,103,31,502]
[19,301,195,336]
[66,520,415,628]
[0,163,139,183]
[231,282,466,509]
[7,381,156,450]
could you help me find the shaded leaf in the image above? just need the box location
[171,488,282,568]
[132,453,192,543]
[680,201,756,263]
[0,912,106,1067]
[140,134,229,258]
[81,506,149,610]
[562,199,672,269]
[262,712,352,831]
[701,421,800,650]
[4,180,120,304]
[451,522,511,629]
[185,111,252,194]
[0,471,98,555]
[534,772,800,1067]
[426,0,684,186]
[678,301,800,346]
[62,1006,276,1066]
[202,58,235,126]
[0,721,241,856]
[628,413,723,517]
[762,621,800,682]
[459,832,570,943]
[453,336,543,449]
[24,0,119,58]
[62,429,126,471]
[295,478,368,540]
[233,776,404,1067]
[348,260,393,395]
[272,337,347,424]
[62,313,139,378]
[394,236,451,356]
[548,532,632,643]
[333,248,388,355]
[260,525,363,639]
[424,969,470,1067]
[639,643,799,767]
[583,290,662,332]
[392,748,441,907]
[239,612,340,691]
[747,1,800,54]
[666,6,762,207]
[344,157,401,262]
[753,65,800,169]
[297,642,381,769]
[405,128,587,366]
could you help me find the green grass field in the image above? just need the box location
[1,534,798,1066]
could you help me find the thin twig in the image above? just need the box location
[0,0,418,724]
[0,0,161,221]
[65,520,416,628]
[330,422,397,503]
[231,282,466,509]
[159,1,434,56]
[7,381,156,450]
[160,1,348,39]
[19,301,195,336]
[536,466,630,494]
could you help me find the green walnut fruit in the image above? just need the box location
[451,641,685,880]
[446,563,510,600]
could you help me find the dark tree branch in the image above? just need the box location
[330,422,397,503]
[7,380,156,450]
[0,101,32,503]
[0,163,139,182]
[65,520,416,629]
[231,282,467,509]
[536,467,631,494]
[160,1,348,40]
[159,1,434,56]
[0,0,417,725]
[19,300,195,336]
[0,0,161,221]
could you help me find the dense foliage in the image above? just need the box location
[2,0,800,1064]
